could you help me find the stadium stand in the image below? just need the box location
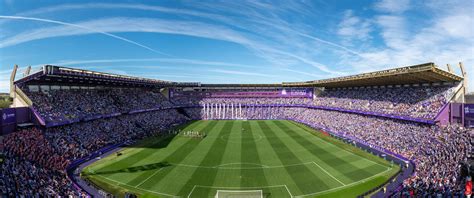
[25,88,174,123]
[1,63,472,197]
[172,85,455,120]
[1,110,188,196]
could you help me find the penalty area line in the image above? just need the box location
[135,168,165,188]
[289,121,391,170]
[310,162,346,186]
[187,185,198,198]
[188,185,294,198]
[95,174,176,197]
[295,167,393,197]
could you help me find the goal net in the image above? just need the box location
[215,190,263,198]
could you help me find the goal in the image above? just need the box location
[215,190,263,198]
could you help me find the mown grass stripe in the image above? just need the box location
[286,121,390,171]
[210,120,243,190]
[268,120,357,185]
[289,121,390,168]
[88,121,205,187]
[249,121,301,197]
[83,120,399,198]
[265,120,340,192]
[257,121,331,194]
[240,121,269,189]
[274,120,383,182]
[126,121,219,187]
[176,121,235,197]
[93,121,202,173]
[266,121,349,188]
[137,121,221,192]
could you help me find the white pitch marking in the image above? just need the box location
[94,164,392,198]
[214,162,269,168]
[187,185,198,198]
[135,168,165,188]
[284,185,294,198]
[193,184,288,189]
[288,121,391,169]
[310,162,346,186]
[95,175,176,197]
[187,185,294,198]
[169,161,313,170]
[295,168,392,197]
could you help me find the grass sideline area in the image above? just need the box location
[82,120,400,197]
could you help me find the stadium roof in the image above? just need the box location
[282,62,463,88]
[15,65,200,87]
[14,63,463,88]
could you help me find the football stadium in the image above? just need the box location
[0,63,472,197]
[1,1,474,197]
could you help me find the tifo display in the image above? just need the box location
[1,63,472,197]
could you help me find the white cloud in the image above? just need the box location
[209,69,278,78]
[31,58,258,69]
[375,15,407,50]
[139,73,240,82]
[337,10,372,42]
[2,1,472,91]
[436,14,473,39]
[0,72,11,93]
[0,16,345,75]
[374,0,411,13]
[466,63,474,93]
[0,16,172,56]
[3,2,364,73]
[343,1,474,81]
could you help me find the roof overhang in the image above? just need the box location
[282,62,463,88]
[14,65,200,88]
[14,63,463,89]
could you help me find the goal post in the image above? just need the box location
[215,190,263,198]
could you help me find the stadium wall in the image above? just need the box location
[0,108,16,135]
[451,103,465,126]
[0,107,32,135]
[464,104,474,128]
[435,103,451,125]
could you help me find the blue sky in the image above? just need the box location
[0,0,473,92]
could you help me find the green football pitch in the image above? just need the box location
[82,120,399,197]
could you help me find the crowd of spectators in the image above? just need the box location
[0,129,75,197]
[26,88,174,123]
[313,86,454,120]
[172,85,456,120]
[0,109,188,197]
[25,85,456,125]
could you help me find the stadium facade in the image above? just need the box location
[1,62,472,197]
